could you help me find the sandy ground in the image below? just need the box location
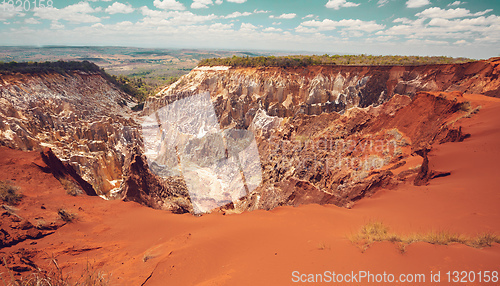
[1,93,500,285]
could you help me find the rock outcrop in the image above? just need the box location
[2,58,500,214]
[0,71,141,197]
[141,58,500,213]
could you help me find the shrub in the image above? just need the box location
[0,181,22,205]
[349,221,500,253]
[58,208,76,223]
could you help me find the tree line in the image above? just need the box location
[198,54,473,68]
[0,60,102,74]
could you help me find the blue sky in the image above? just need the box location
[1,0,499,58]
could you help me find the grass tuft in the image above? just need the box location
[0,258,109,286]
[57,209,76,223]
[317,242,330,251]
[349,222,500,253]
[0,181,22,205]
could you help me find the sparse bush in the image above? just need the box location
[57,209,76,223]
[0,181,22,205]
[0,259,110,286]
[59,178,83,197]
[468,233,500,248]
[349,221,500,253]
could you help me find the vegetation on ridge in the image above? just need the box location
[0,61,162,109]
[198,54,473,68]
[0,60,101,74]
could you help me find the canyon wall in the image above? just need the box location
[0,71,140,197]
[1,58,499,214]
[141,58,500,212]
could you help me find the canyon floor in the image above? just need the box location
[1,92,500,285]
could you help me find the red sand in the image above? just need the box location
[1,94,500,285]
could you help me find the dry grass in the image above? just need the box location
[349,221,500,254]
[449,104,482,127]
[0,259,109,286]
[57,209,76,223]
[58,178,83,197]
[0,181,22,205]
[317,242,330,250]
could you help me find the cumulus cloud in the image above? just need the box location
[191,0,213,9]
[34,2,101,23]
[269,13,296,19]
[325,0,360,10]
[154,0,186,10]
[215,0,222,4]
[240,22,257,31]
[50,21,64,29]
[297,18,385,33]
[253,9,270,14]
[447,1,464,6]
[406,0,431,8]
[0,2,24,21]
[379,14,500,43]
[416,7,492,19]
[225,11,251,19]
[227,0,247,3]
[454,39,467,44]
[263,27,282,32]
[140,6,217,25]
[105,2,134,14]
[24,18,41,24]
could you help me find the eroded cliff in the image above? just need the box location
[0,71,139,197]
[141,58,499,212]
[1,58,499,214]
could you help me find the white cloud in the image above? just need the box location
[24,18,41,24]
[50,21,64,29]
[454,39,467,44]
[379,14,500,43]
[34,2,101,23]
[325,0,360,10]
[272,21,281,25]
[393,17,414,24]
[302,14,315,19]
[377,0,389,7]
[140,7,217,25]
[447,1,464,7]
[406,0,431,8]
[240,22,257,31]
[263,27,282,32]
[154,0,186,10]
[215,0,223,4]
[298,18,385,33]
[270,13,296,19]
[253,9,270,14]
[105,2,134,14]
[416,7,492,19]
[225,11,251,19]
[226,0,247,3]
[0,3,24,21]
[191,0,213,9]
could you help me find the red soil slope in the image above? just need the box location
[1,92,500,285]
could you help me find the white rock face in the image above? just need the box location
[0,71,140,196]
[141,92,262,214]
